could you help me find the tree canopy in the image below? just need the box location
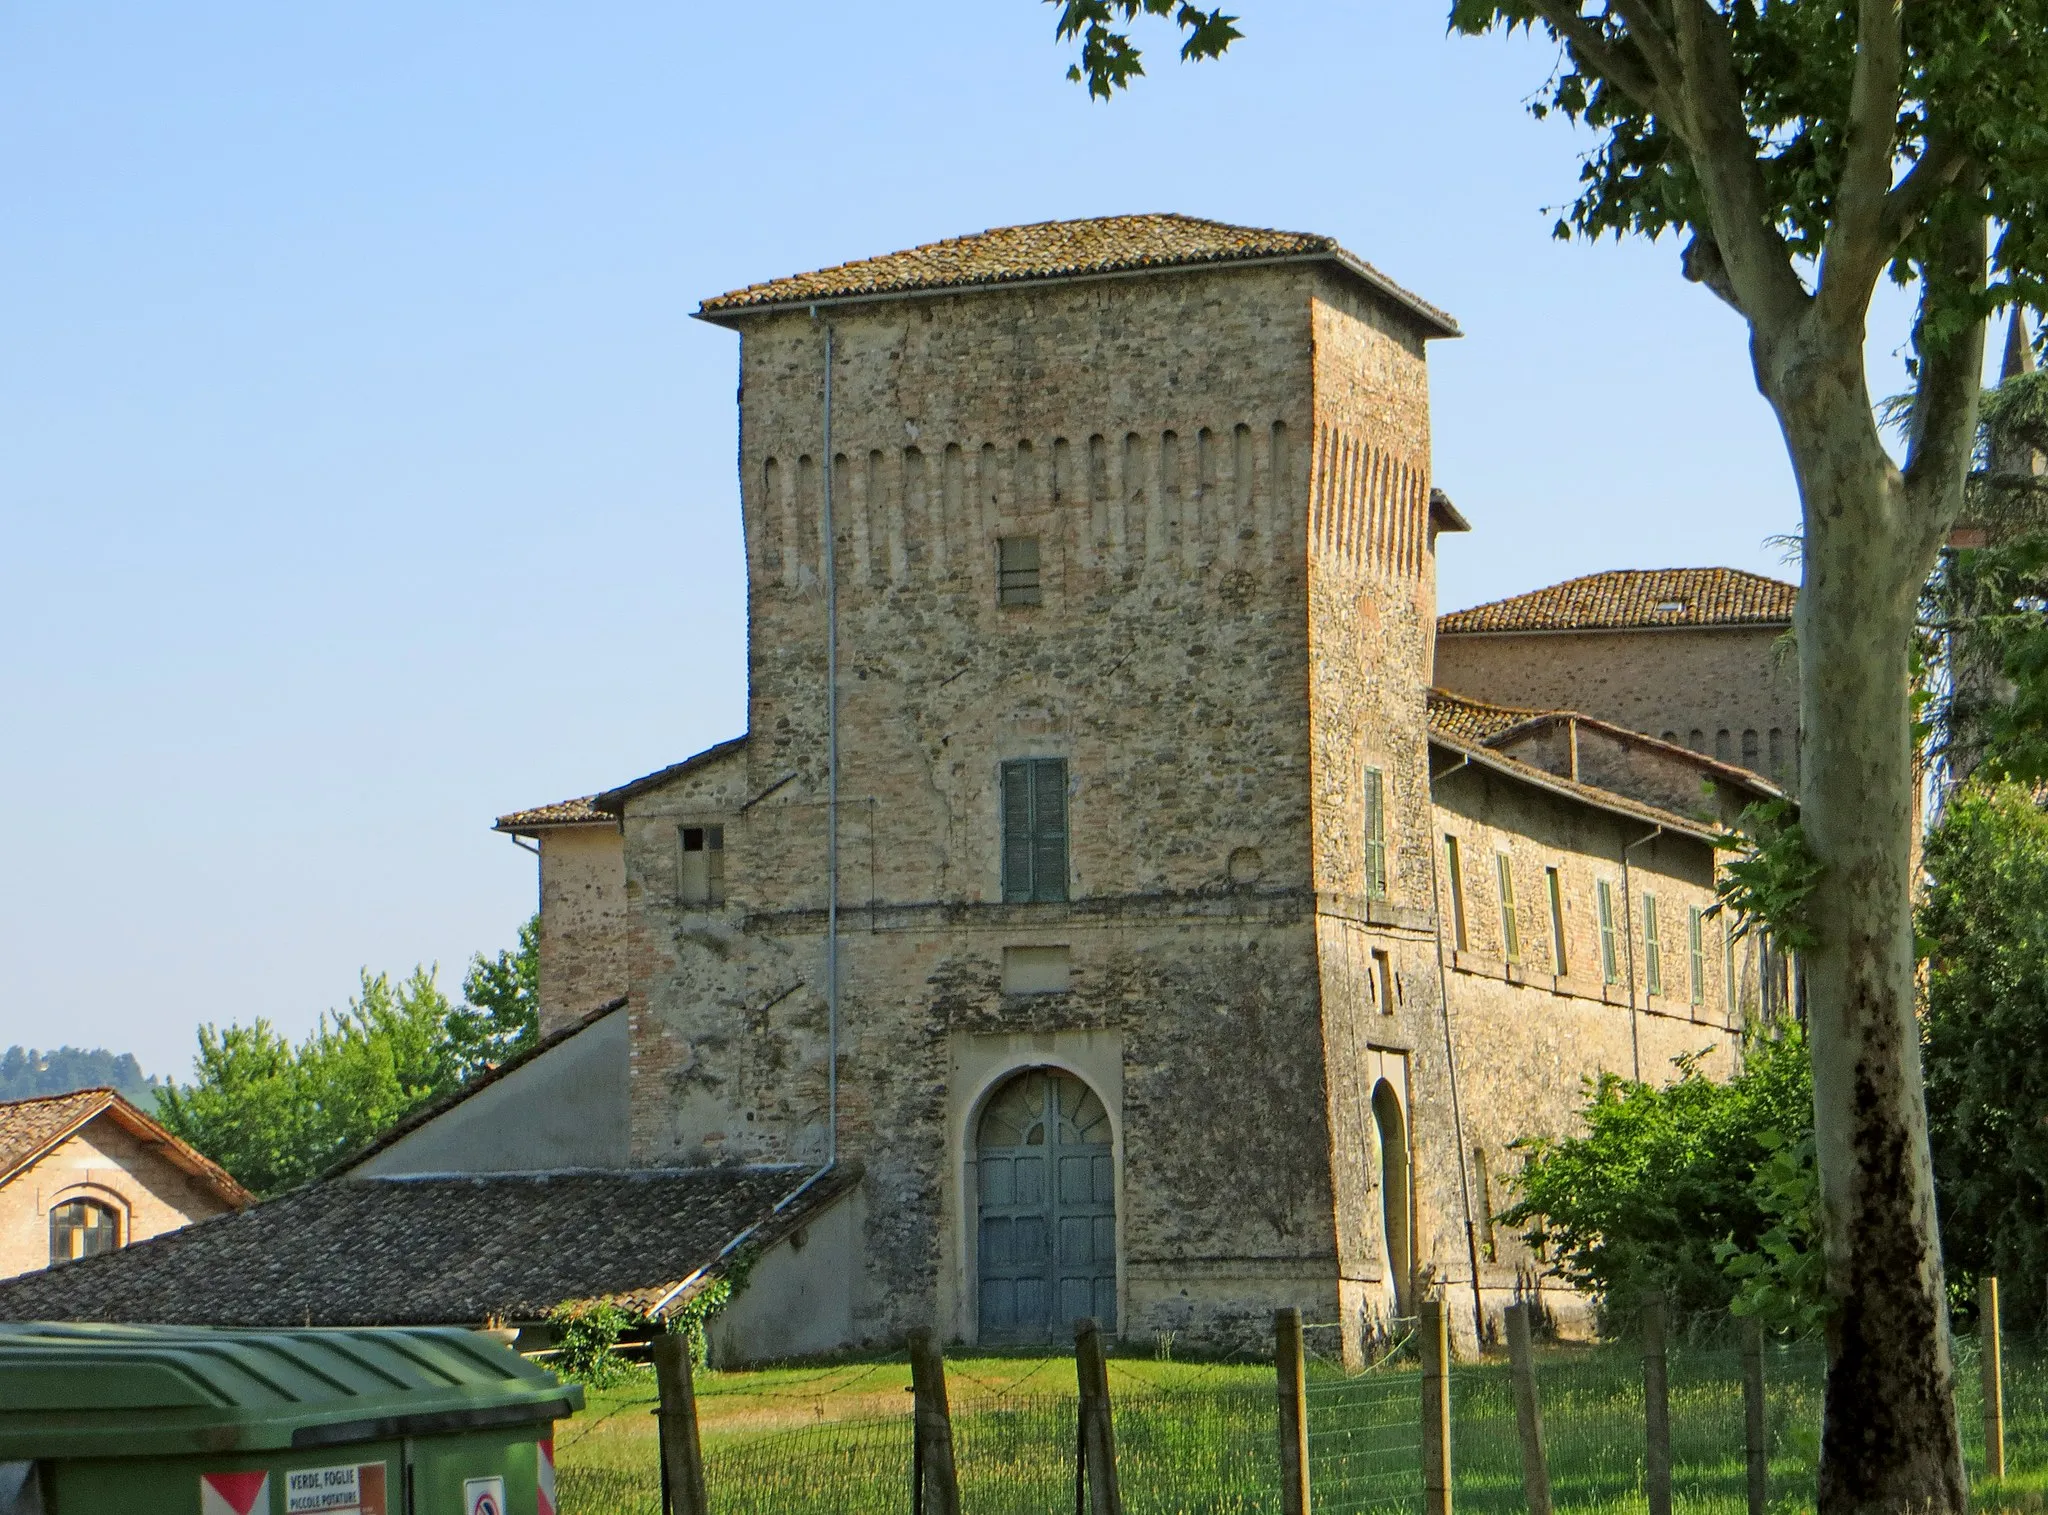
[156,915,541,1195]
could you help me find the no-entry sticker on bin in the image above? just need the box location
[463,1476,506,1515]
[284,1461,388,1514]
[200,1472,270,1515]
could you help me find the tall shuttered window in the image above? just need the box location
[1726,922,1740,1015]
[1598,881,1620,985]
[1643,893,1663,996]
[1001,759,1069,903]
[1689,907,1706,1006]
[1444,835,1468,951]
[1546,867,1568,976]
[1496,853,1521,964]
[1363,767,1388,898]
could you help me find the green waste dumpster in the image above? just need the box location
[0,1321,582,1515]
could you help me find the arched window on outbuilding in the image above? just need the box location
[49,1198,120,1265]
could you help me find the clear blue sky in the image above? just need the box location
[4,2,1899,1077]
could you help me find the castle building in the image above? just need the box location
[559,217,1784,1359]
[0,216,1797,1360]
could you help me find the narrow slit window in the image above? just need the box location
[1474,1147,1497,1261]
[1643,892,1663,995]
[1546,867,1568,976]
[1725,921,1740,1015]
[997,535,1042,606]
[1444,836,1468,951]
[1001,758,1069,903]
[679,824,726,907]
[1496,853,1520,964]
[1689,907,1706,1006]
[1598,881,1620,985]
[1372,949,1395,1016]
[1363,767,1387,898]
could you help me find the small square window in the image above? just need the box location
[680,824,726,907]
[998,536,1042,606]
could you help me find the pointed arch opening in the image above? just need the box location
[1371,1079,1413,1316]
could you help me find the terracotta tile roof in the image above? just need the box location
[0,1089,250,1206]
[696,214,1459,335]
[0,1090,112,1182]
[493,795,611,832]
[1425,689,1555,744]
[0,1164,859,1328]
[1438,568,1798,635]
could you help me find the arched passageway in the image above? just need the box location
[1371,1079,1412,1316]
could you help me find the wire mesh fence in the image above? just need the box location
[550,1322,2048,1514]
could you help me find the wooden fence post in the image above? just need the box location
[1740,1317,1767,1515]
[652,1333,710,1515]
[1641,1294,1672,1515]
[1422,1296,1453,1515]
[1075,1317,1124,1515]
[1983,1275,2006,1481]
[908,1328,961,1515]
[1504,1302,1552,1515]
[1276,1307,1311,1515]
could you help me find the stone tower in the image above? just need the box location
[622,216,1466,1352]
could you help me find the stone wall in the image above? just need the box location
[535,821,628,1036]
[0,1116,236,1280]
[1428,757,1745,1345]
[1435,626,1800,786]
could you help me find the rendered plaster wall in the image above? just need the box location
[348,1008,631,1177]
[709,1187,864,1366]
[1434,626,1800,786]
[536,822,628,1036]
[0,1117,235,1280]
[617,261,1452,1351]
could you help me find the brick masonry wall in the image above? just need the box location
[1435,626,1801,786]
[0,1116,236,1279]
[535,822,629,1037]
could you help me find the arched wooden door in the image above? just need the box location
[976,1069,1116,1342]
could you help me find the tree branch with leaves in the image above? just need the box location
[1040,3,2048,1508]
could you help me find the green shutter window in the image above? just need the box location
[1363,767,1387,898]
[1643,893,1662,996]
[1598,881,1619,985]
[1496,853,1520,964]
[1444,835,1468,951]
[1001,758,1069,903]
[1546,866,1568,976]
[1725,922,1739,1015]
[1689,907,1706,1006]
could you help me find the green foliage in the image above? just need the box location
[156,917,542,1196]
[1715,1131,1831,1337]
[448,913,541,1081]
[156,967,457,1196]
[1048,1,1240,100]
[1918,780,2048,1331]
[549,1300,640,1388]
[1712,799,1823,954]
[0,1046,161,1107]
[1502,1031,1815,1328]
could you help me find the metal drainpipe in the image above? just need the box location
[1426,753,1487,1353]
[820,314,840,1170]
[1620,824,1664,1083]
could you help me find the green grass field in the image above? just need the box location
[552,1340,2048,1515]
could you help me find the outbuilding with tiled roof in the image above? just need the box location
[0,1089,249,1283]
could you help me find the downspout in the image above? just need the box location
[1620,824,1664,1083]
[1426,752,1487,1352]
[821,316,840,1171]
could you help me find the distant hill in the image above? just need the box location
[0,1046,163,1110]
